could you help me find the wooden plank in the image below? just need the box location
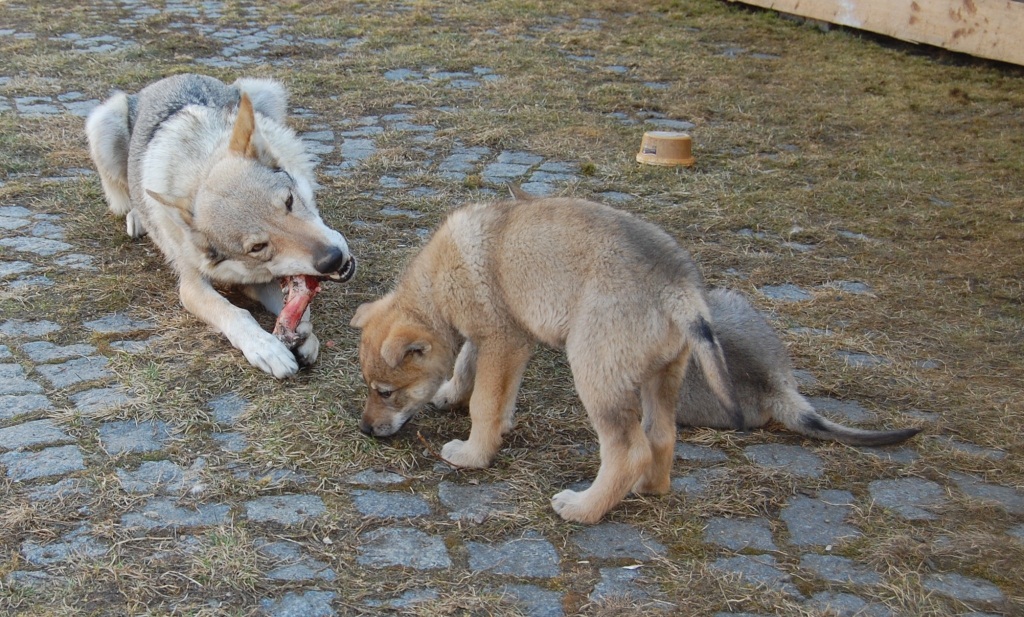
[730,0,1024,66]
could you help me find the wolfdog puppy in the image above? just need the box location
[351,196,741,523]
[678,288,920,446]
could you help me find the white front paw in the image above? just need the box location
[126,209,147,238]
[431,380,460,409]
[440,439,492,469]
[239,330,299,379]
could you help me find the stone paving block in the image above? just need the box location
[69,387,131,414]
[757,284,812,302]
[260,590,336,617]
[207,392,248,425]
[98,420,171,454]
[258,540,336,582]
[672,467,730,495]
[0,205,33,218]
[0,419,73,451]
[109,337,157,353]
[36,356,112,388]
[497,584,565,617]
[0,344,9,359]
[935,436,1007,461]
[675,443,729,464]
[244,494,326,524]
[21,525,107,566]
[0,394,52,419]
[53,254,97,270]
[356,527,451,569]
[0,260,34,276]
[2,445,85,481]
[0,237,72,256]
[744,443,824,479]
[438,481,513,522]
[0,319,61,337]
[483,162,531,179]
[82,313,156,334]
[5,570,52,590]
[117,459,195,495]
[1007,524,1024,542]
[703,517,777,552]
[27,477,90,502]
[799,554,882,586]
[836,350,891,368]
[212,432,247,452]
[20,341,97,363]
[949,472,1024,514]
[467,531,560,578]
[807,591,893,617]
[352,489,432,519]
[364,588,440,609]
[709,554,802,597]
[589,567,657,604]
[921,572,1004,604]
[570,522,667,562]
[346,469,407,485]
[0,364,44,395]
[120,497,230,530]
[868,478,947,521]
[780,490,860,547]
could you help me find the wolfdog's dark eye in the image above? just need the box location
[376,389,393,399]
[249,243,267,254]
[285,194,293,212]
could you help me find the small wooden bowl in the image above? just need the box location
[636,131,695,167]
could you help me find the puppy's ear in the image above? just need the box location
[381,325,432,369]
[507,183,534,201]
[229,93,259,160]
[350,294,393,329]
[146,189,193,226]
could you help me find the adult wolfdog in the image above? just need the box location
[86,74,354,377]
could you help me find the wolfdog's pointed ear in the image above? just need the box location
[380,325,432,368]
[507,183,534,201]
[146,189,193,226]
[229,93,259,159]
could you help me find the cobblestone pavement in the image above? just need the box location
[1,1,1022,616]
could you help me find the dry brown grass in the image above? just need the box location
[1,0,1022,615]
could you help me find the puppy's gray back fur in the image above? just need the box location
[678,288,920,446]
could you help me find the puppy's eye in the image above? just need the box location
[285,194,293,212]
[249,243,267,254]
[376,388,393,399]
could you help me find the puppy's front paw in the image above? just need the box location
[240,331,299,379]
[441,439,492,469]
[126,209,147,238]
[551,489,603,524]
[431,380,462,409]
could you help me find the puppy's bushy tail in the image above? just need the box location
[679,299,744,430]
[769,387,921,447]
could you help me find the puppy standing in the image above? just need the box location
[352,197,740,523]
[86,74,354,378]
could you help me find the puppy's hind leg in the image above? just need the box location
[634,353,689,495]
[85,93,133,219]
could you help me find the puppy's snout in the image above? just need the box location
[358,419,374,436]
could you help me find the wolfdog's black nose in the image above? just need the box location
[316,247,349,275]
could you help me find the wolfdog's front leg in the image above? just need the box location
[243,281,320,367]
[441,341,531,468]
[180,274,299,378]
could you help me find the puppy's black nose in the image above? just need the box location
[315,246,348,275]
[358,420,373,436]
